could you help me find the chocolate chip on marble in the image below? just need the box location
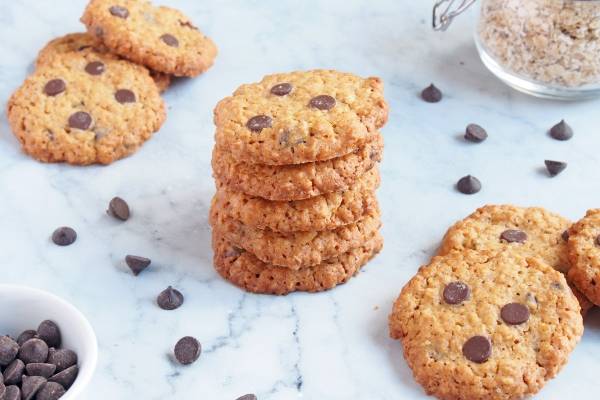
[17,331,37,347]
[421,84,442,103]
[37,321,61,348]
[36,382,66,400]
[48,365,78,390]
[544,160,567,177]
[21,375,46,400]
[462,335,491,363]
[125,255,151,276]
[500,229,527,244]
[47,348,77,373]
[68,111,92,130]
[115,89,136,104]
[43,79,66,97]
[464,124,488,143]
[51,227,77,246]
[109,5,129,18]
[270,83,293,96]
[4,385,20,400]
[443,281,470,305]
[84,61,105,76]
[25,363,56,378]
[456,175,481,194]
[18,339,48,364]
[174,336,201,365]
[246,115,272,132]
[501,303,530,325]
[0,336,19,366]
[3,359,24,385]
[236,395,258,400]
[549,120,573,141]
[160,34,179,47]
[157,286,184,310]
[309,95,336,110]
[108,197,130,221]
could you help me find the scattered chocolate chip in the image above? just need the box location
[0,336,19,366]
[236,395,257,400]
[35,382,65,400]
[17,331,37,347]
[246,115,272,132]
[43,79,66,97]
[68,111,92,130]
[157,286,184,310]
[501,303,530,325]
[25,363,56,378]
[443,281,470,305]
[462,336,491,363]
[125,255,151,276]
[562,230,570,242]
[271,83,293,96]
[500,229,527,244]
[4,385,20,400]
[174,336,201,365]
[550,120,573,141]
[309,95,336,110]
[108,197,130,221]
[51,227,77,246]
[456,175,481,194]
[84,61,105,76]
[596,235,600,247]
[21,375,46,400]
[115,89,136,104]
[179,20,198,29]
[37,321,61,348]
[544,160,567,177]
[18,339,48,364]
[48,365,78,390]
[3,359,24,385]
[109,5,129,18]
[47,348,77,373]
[160,34,179,47]
[464,124,488,143]
[421,84,442,103]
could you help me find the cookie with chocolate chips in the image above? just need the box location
[81,0,217,77]
[7,50,165,165]
[567,209,600,306]
[389,250,583,400]
[214,70,388,165]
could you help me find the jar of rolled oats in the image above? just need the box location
[434,0,600,99]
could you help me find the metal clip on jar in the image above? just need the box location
[434,0,600,100]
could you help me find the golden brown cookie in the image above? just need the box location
[213,70,388,165]
[567,209,600,306]
[212,231,383,295]
[389,250,583,400]
[7,51,165,165]
[81,0,217,77]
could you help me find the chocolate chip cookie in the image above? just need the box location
[389,250,583,400]
[567,209,600,306]
[81,0,217,77]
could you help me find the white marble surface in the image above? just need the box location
[1,0,600,399]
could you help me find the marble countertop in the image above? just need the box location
[1,0,600,399]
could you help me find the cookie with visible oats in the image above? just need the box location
[568,209,600,306]
[213,70,388,165]
[389,250,583,400]
[7,51,165,165]
[81,0,217,77]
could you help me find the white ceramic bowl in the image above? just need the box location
[0,284,97,399]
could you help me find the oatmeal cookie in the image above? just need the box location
[567,209,600,306]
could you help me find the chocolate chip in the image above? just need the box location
[421,84,442,103]
[562,230,570,242]
[443,281,470,305]
[47,348,77,373]
[43,79,66,97]
[174,336,201,365]
[4,385,20,400]
[3,359,24,385]
[462,336,491,363]
[37,320,61,348]
[309,95,336,110]
[271,83,293,96]
[157,286,184,310]
[21,375,46,400]
[68,111,92,130]
[48,365,78,390]
[108,197,130,221]
[246,115,272,132]
[25,363,56,378]
[115,89,136,104]
[456,175,481,194]
[51,227,77,246]
[500,229,527,244]
[109,5,129,18]
[550,120,573,141]
[125,255,151,276]
[179,20,198,30]
[18,339,48,364]
[84,61,105,76]
[544,160,567,177]
[464,124,488,143]
[0,336,19,366]
[596,235,600,247]
[501,303,530,325]
[16,331,37,347]
[160,34,179,47]
[35,382,65,400]
[236,395,257,400]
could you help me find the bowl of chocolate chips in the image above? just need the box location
[0,285,97,400]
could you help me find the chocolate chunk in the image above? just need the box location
[125,255,151,276]
[37,320,61,348]
[68,111,92,130]
[17,330,37,347]
[43,79,66,97]
[544,160,567,177]
[47,348,77,373]
[21,375,46,400]
[115,89,136,104]
[48,365,78,390]
[18,339,48,364]
[35,382,66,400]
[25,363,56,378]
[3,359,24,385]
[157,286,184,310]
[51,227,77,246]
[4,385,20,400]
[462,336,491,363]
[562,230,570,242]
[236,395,257,400]
[596,235,600,247]
[109,5,129,18]
[108,197,130,221]
[309,95,336,110]
[501,303,530,325]
[456,175,481,195]
[246,115,272,132]
[160,34,179,47]
[443,282,470,305]
[84,61,105,76]
[421,84,442,103]
[500,229,527,244]
[0,336,19,366]
[550,120,573,141]
[464,124,488,143]
[174,336,201,365]
[270,83,293,96]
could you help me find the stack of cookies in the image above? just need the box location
[209,70,389,295]
[7,0,217,165]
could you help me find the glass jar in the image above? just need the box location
[434,0,600,100]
